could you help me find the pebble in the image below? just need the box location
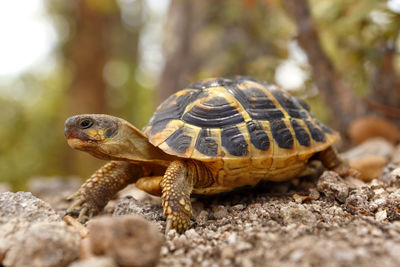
[196,210,209,225]
[4,141,400,267]
[87,215,163,267]
[185,229,200,239]
[2,221,80,267]
[69,257,117,267]
[375,210,387,222]
[212,205,228,219]
[342,137,395,161]
[317,171,349,203]
[0,192,60,224]
[231,204,245,211]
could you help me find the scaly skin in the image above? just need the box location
[67,161,145,221]
[161,160,194,233]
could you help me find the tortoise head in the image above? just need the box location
[64,114,174,165]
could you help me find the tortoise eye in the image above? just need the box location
[79,119,93,129]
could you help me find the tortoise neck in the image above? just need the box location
[95,121,177,167]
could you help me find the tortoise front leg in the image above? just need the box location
[161,160,194,233]
[66,161,145,222]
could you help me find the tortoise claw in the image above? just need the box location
[66,191,81,201]
[67,198,84,212]
[165,219,173,234]
[78,206,89,222]
[65,191,98,223]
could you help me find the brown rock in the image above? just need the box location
[380,167,400,186]
[350,155,388,182]
[2,221,80,267]
[317,171,349,203]
[86,215,163,267]
[281,205,317,226]
[212,205,228,219]
[342,137,394,162]
[0,191,60,224]
[69,256,118,267]
[113,196,164,223]
[345,187,374,214]
[392,144,400,165]
[348,116,400,145]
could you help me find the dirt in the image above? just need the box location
[1,138,400,267]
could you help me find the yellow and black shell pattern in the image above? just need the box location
[143,77,339,162]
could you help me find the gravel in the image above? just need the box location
[1,141,400,266]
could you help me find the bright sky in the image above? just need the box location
[0,0,56,77]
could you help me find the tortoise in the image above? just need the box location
[64,76,353,233]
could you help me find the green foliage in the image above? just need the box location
[0,69,68,189]
[311,0,400,95]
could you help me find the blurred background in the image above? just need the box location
[1,0,399,189]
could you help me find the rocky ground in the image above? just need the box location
[1,138,400,267]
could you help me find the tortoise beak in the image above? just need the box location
[64,127,74,139]
[64,116,77,139]
[64,116,91,141]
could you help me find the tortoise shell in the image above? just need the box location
[143,77,338,162]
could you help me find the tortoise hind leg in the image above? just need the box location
[160,160,194,233]
[136,176,163,196]
[66,161,145,222]
[317,146,359,177]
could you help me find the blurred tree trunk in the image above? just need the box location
[158,0,207,103]
[64,0,120,176]
[66,0,116,114]
[368,42,400,122]
[283,0,366,133]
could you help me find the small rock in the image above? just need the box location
[69,256,117,267]
[171,234,187,250]
[392,144,400,165]
[309,188,320,200]
[385,168,400,187]
[317,171,349,203]
[348,116,400,145]
[227,232,237,244]
[113,196,164,222]
[185,229,200,239]
[380,164,399,185]
[117,184,161,204]
[281,206,317,226]
[345,187,374,214]
[221,246,235,259]
[2,222,80,267]
[212,205,228,219]
[375,210,387,222]
[236,241,252,251]
[196,210,209,225]
[350,155,388,182]
[0,192,60,224]
[87,215,163,267]
[345,176,366,188]
[231,204,246,212]
[342,137,394,161]
[191,201,204,218]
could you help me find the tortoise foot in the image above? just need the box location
[161,160,193,233]
[65,191,98,223]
